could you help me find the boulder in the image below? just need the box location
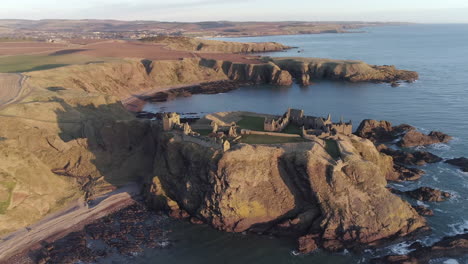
[297,234,319,254]
[355,120,415,143]
[392,187,451,202]
[398,130,452,147]
[355,119,395,143]
[379,146,442,166]
[372,233,468,264]
[392,164,425,182]
[445,157,468,172]
[412,205,434,216]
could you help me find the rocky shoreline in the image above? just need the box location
[1,103,466,263]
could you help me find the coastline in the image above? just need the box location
[0,183,141,263]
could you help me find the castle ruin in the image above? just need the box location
[264,108,352,138]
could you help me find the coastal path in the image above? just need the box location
[0,73,26,108]
[0,183,141,262]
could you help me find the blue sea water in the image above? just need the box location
[139,24,468,264]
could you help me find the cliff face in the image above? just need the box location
[147,133,426,251]
[140,36,290,53]
[273,58,419,85]
[25,56,417,103]
[25,58,294,100]
[0,89,156,235]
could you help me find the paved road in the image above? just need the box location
[0,73,24,108]
[0,183,141,262]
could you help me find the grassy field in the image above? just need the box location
[0,54,116,73]
[237,115,265,131]
[194,129,213,136]
[240,134,305,144]
[282,123,302,135]
[324,139,341,160]
[0,181,16,214]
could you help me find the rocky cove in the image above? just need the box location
[0,52,465,263]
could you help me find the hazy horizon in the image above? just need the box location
[1,0,468,23]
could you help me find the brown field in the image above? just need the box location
[0,73,23,106]
[66,41,263,63]
[0,42,68,56]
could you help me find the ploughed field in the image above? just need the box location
[0,40,265,73]
[0,73,22,106]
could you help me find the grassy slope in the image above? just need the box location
[237,116,265,131]
[0,54,117,73]
[240,134,305,144]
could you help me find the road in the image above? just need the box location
[0,73,25,108]
[0,183,141,262]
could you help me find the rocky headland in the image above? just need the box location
[140,36,291,53]
[23,55,419,113]
[0,36,457,263]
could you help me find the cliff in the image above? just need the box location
[25,56,418,103]
[25,58,293,100]
[146,132,426,252]
[272,57,418,85]
[140,36,290,53]
[0,89,156,235]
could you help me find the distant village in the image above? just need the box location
[1,30,180,43]
[157,109,353,151]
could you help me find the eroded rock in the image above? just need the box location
[412,205,434,216]
[372,233,468,264]
[147,134,427,252]
[392,187,451,202]
[379,146,442,166]
[398,130,452,148]
[445,157,468,172]
[355,119,415,143]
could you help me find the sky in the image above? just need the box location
[1,0,468,23]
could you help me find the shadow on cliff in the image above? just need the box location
[249,152,323,236]
[52,97,156,200]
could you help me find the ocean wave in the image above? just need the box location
[385,241,414,255]
[416,200,429,207]
[443,259,460,264]
[448,220,468,235]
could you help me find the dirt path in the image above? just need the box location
[0,183,141,262]
[0,73,25,108]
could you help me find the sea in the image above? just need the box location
[138,24,468,264]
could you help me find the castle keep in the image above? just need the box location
[264,108,352,138]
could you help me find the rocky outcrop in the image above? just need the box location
[355,119,414,143]
[412,205,434,216]
[146,134,427,252]
[372,233,468,264]
[273,58,419,85]
[140,36,291,53]
[391,187,451,202]
[445,157,468,172]
[398,130,452,148]
[379,145,442,166]
[392,164,425,182]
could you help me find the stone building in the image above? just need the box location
[264,108,352,138]
[162,112,181,131]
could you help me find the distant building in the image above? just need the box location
[162,112,181,131]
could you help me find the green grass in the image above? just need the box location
[237,116,265,131]
[0,54,115,73]
[240,134,305,144]
[282,123,302,135]
[194,129,213,136]
[0,37,35,43]
[324,139,341,160]
[0,181,16,214]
